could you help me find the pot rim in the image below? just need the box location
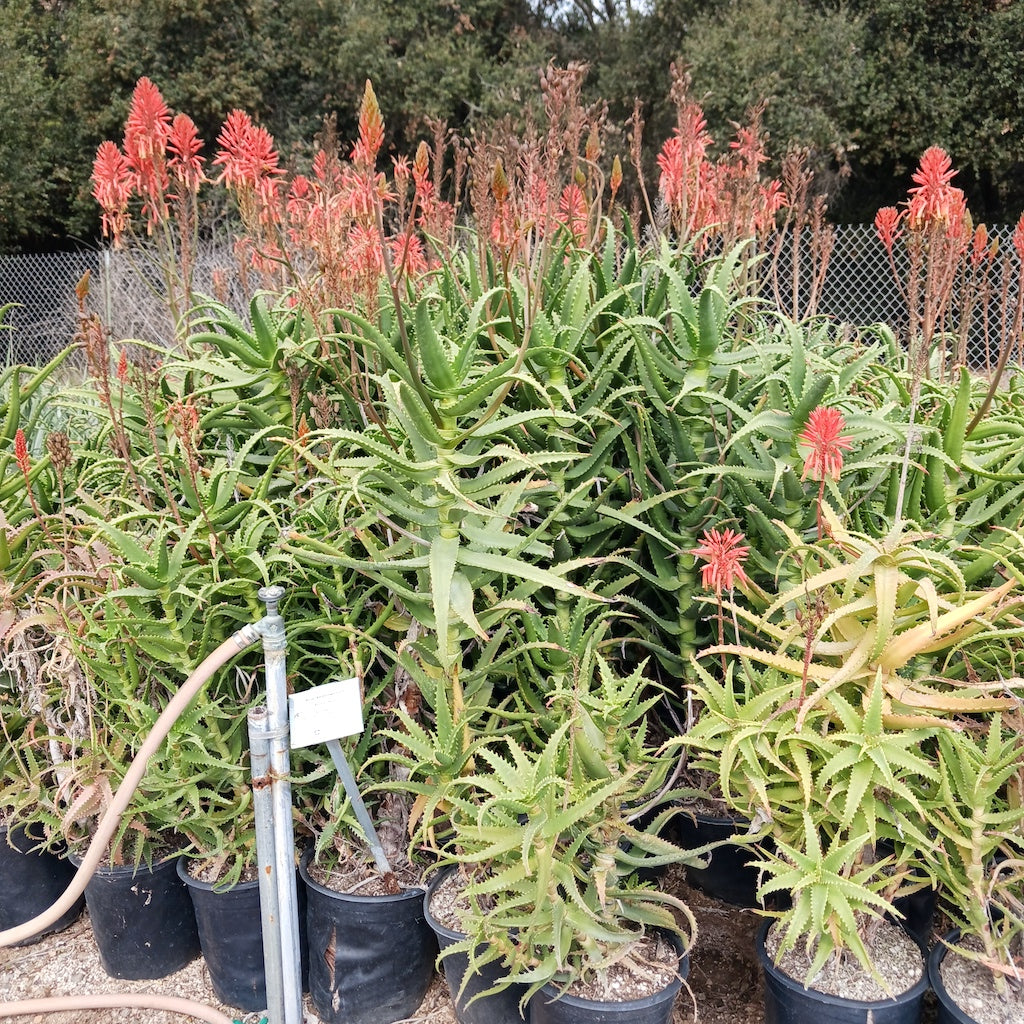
[175,855,262,892]
[66,850,182,878]
[423,864,474,942]
[534,930,687,1011]
[298,845,425,903]
[927,927,999,1024]
[674,804,747,828]
[756,919,930,1008]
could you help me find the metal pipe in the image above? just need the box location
[256,585,304,1024]
[249,705,285,1024]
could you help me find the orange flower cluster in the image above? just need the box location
[692,527,750,597]
[282,81,444,305]
[906,147,967,232]
[799,406,853,483]
[213,109,285,220]
[656,96,786,243]
[874,146,971,254]
[91,78,206,245]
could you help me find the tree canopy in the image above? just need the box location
[1,0,1022,250]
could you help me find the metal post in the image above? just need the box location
[255,585,303,1024]
[248,707,285,1024]
[325,738,392,876]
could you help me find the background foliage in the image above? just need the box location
[2,0,1024,250]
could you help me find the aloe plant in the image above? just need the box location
[926,720,1024,996]
[685,658,938,982]
[379,645,701,1005]
[685,386,1024,986]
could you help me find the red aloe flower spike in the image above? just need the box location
[123,77,173,230]
[491,157,510,205]
[389,233,427,278]
[755,180,787,235]
[692,527,750,597]
[657,134,685,211]
[491,204,515,249]
[559,183,587,245]
[413,141,430,185]
[167,113,205,191]
[729,123,768,175]
[124,78,171,164]
[214,110,284,190]
[1013,213,1024,262]
[412,142,435,220]
[906,146,967,229]
[969,224,990,268]
[117,350,129,383]
[392,155,411,190]
[799,406,854,482]
[92,141,134,244]
[609,155,623,199]
[874,206,903,252]
[14,428,30,477]
[351,80,384,169]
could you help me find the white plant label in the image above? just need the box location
[288,677,363,748]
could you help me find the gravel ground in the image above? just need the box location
[1,864,946,1024]
[0,865,769,1024]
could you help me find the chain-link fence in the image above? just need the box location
[0,251,99,365]
[2,225,1021,369]
[764,222,1022,373]
[0,242,250,368]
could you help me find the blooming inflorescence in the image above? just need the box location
[799,406,853,482]
[692,527,750,597]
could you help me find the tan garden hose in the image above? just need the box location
[0,993,236,1023]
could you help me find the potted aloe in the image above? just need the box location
[45,642,204,981]
[685,413,1024,1024]
[378,608,703,1024]
[0,691,84,943]
[925,721,1024,1024]
[296,647,439,1024]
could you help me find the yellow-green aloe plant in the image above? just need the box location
[926,719,1024,997]
[685,657,940,985]
[400,654,704,1007]
[704,502,1024,732]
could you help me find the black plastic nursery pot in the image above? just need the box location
[528,932,688,1024]
[925,929,1018,1024]
[892,882,936,947]
[675,809,762,907]
[299,848,437,1024]
[177,858,312,1011]
[424,867,531,1024]
[72,853,201,980]
[756,920,930,1024]
[0,824,84,944]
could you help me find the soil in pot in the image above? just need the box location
[177,858,308,1011]
[424,867,531,1024]
[757,919,929,1024]
[528,931,688,1024]
[300,848,436,1024]
[0,824,84,944]
[928,931,1024,1024]
[71,852,201,980]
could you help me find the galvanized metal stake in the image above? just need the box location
[324,738,392,876]
[248,707,284,1024]
[248,585,303,1024]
